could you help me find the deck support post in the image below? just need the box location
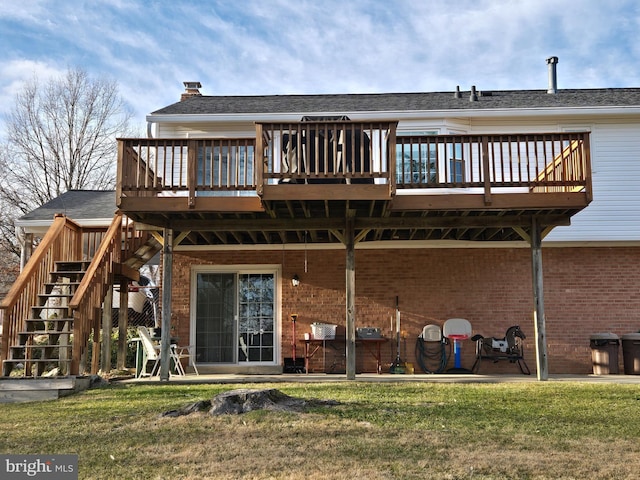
[116,279,129,370]
[159,228,174,381]
[530,217,548,380]
[101,288,113,373]
[345,211,356,380]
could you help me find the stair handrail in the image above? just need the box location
[1,215,83,365]
[68,212,126,375]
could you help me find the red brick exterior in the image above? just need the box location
[170,246,640,375]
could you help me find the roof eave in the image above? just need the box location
[146,105,640,124]
[15,217,115,232]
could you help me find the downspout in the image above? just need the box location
[16,226,32,271]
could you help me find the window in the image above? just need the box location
[396,131,438,185]
[449,142,464,183]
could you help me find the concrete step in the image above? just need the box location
[0,377,91,403]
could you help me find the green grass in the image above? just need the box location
[1,382,639,479]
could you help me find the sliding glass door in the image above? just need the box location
[194,270,277,365]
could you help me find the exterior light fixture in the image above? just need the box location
[291,274,300,287]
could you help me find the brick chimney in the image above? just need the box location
[181,81,202,101]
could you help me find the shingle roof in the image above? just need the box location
[18,190,116,223]
[151,88,640,116]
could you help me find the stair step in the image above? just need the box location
[26,317,73,324]
[13,344,72,350]
[45,281,81,286]
[55,261,91,270]
[3,359,72,365]
[38,292,74,299]
[0,377,91,403]
[20,330,72,336]
[51,271,86,279]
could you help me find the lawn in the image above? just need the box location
[0,381,639,479]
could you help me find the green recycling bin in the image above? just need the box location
[621,333,640,375]
[589,333,619,375]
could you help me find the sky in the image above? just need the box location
[1,0,639,128]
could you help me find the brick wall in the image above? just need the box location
[170,246,640,375]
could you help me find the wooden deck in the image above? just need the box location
[116,122,592,245]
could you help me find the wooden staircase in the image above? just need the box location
[1,212,160,380]
[2,261,89,377]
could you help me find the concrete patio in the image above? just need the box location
[117,373,640,385]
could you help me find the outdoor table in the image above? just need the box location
[300,337,388,374]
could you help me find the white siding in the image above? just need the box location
[545,121,640,242]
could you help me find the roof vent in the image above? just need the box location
[546,57,558,94]
[470,86,478,102]
[454,86,462,99]
[181,81,202,101]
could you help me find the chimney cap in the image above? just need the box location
[181,81,203,101]
[546,56,559,64]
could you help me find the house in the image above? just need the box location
[3,57,640,380]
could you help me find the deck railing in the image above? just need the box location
[118,137,257,206]
[395,132,591,192]
[117,127,591,200]
[257,121,397,187]
[69,213,145,374]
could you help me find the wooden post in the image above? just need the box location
[481,136,492,205]
[159,228,173,381]
[116,140,124,208]
[187,140,197,208]
[117,279,129,370]
[388,122,397,196]
[101,288,113,373]
[531,217,548,380]
[255,123,264,196]
[345,211,356,380]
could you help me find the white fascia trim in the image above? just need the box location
[15,218,114,231]
[146,106,640,125]
[175,240,531,251]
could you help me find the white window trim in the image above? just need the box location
[190,264,282,366]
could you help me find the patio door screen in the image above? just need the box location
[195,271,276,364]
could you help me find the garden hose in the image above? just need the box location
[415,337,450,374]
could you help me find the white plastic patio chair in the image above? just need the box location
[137,326,161,377]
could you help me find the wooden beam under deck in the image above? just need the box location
[261,184,392,201]
[118,195,264,213]
[390,192,589,211]
[130,213,571,233]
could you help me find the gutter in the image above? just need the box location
[146,105,640,125]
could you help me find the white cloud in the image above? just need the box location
[0,60,66,117]
[1,0,640,124]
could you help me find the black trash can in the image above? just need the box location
[621,333,640,375]
[589,333,619,375]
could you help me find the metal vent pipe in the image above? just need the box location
[546,57,558,94]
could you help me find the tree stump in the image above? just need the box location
[209,388,306,415]
[160,388,338,417]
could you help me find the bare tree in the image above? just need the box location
[0,67,132,265]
